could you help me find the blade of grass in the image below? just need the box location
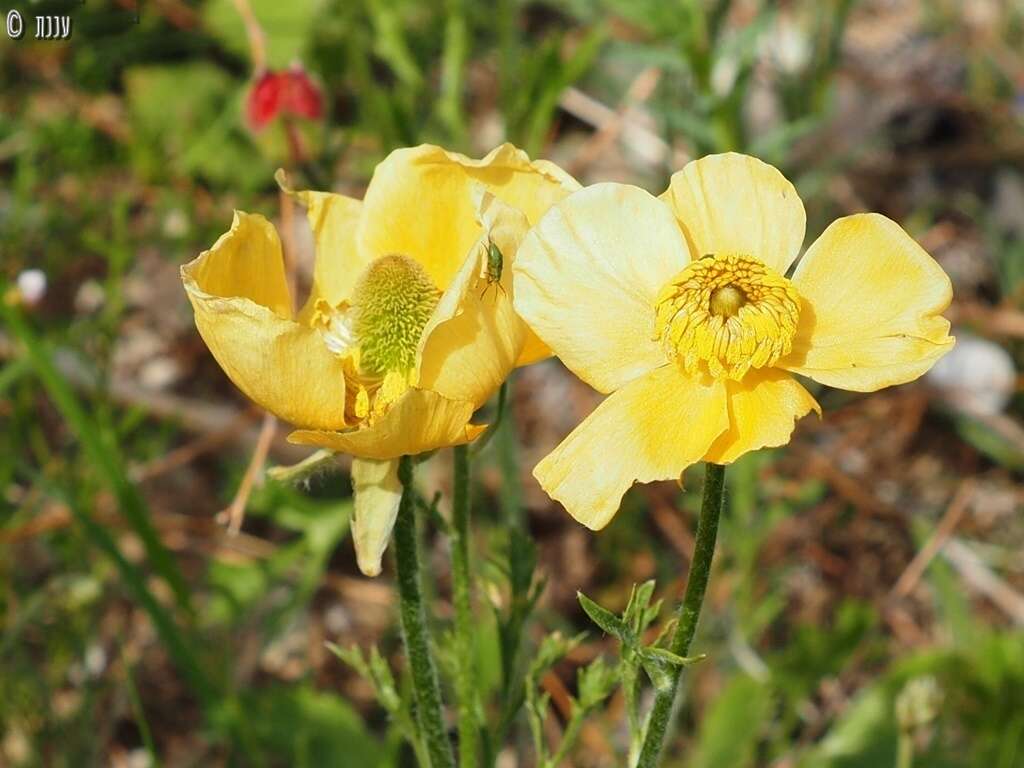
[523,25,606,156]
[124,652,163,767]
[497,0,518,121]
[0,356,31,395]
[439,0,468,142]
[2,300,194,617]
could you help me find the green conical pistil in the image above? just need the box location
[352,254,440,377]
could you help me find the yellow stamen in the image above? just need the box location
[355,387,370,419]
[374,370,410,414]
[654,253,800,380]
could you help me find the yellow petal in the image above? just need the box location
[351,457,402,577]
[513,183,691,394]
[534,365,728,530]
[288,388,486,460]
[292,190,369,322]
[781,213,954,391]
[358,143,580,291]
[418,190,528,407]
[181,212,349,430]
[461,144,581,224]
[187,211,292,317]
[704,368,820,464]
[515,329,551,367]
[660,152,806,275]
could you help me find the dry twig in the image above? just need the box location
[889,480,974,600]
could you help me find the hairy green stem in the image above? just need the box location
[451,444,479,768]
[635,463,726,768]
[394,456,455,768]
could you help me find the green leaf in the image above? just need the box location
[953,412,1024,470]
[328,643,403,714]
[268,449,339,484]
[798,685,897,768]
[690,675,771,768]
[577,658,618,710]
[241,684,384,766]
[578,591,627,639]
[624,580,660,635]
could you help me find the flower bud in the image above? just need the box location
[246,64,323,131]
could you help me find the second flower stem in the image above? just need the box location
[635,463,726,768]
[451,444,479,768]
[394,456,455,768]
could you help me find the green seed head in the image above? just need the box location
[352,254,439,377]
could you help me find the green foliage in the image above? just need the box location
[504,24,608,156]
[800,684,902,768]
[689,674,772,768]
[125,63,273,190]
[328,643,427,766]
[206,486,351,631]
[772,601,879,700]
[204,0,320,67]
[579,583,703,694]
[306,0,604,155]
[239,684,384,766]
[951,412,1024,471]
[785,630,1024,768]
[524,631,617,768]
[578,581,708,763]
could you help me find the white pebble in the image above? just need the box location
[927,333,1016,416]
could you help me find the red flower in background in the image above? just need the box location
[246,65,323,131]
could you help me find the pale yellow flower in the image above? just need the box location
[513,152,954,530]
[182,144,579,574]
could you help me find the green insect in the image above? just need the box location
[479,236,507,300]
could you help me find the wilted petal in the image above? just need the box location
[351,457,402,577]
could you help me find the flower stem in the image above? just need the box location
[546,705,587,768]
[394,456,455,768]
[451,444,479,768]
[635,463,726,768]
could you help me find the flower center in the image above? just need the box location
[709,284,746,317]
[352,254,439,378]
[653,253,800,380]
[314,254,439,424]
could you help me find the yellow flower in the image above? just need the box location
[182,144,579,574]
[513,153,954,530]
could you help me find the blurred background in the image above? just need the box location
[2,0,1023,765]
